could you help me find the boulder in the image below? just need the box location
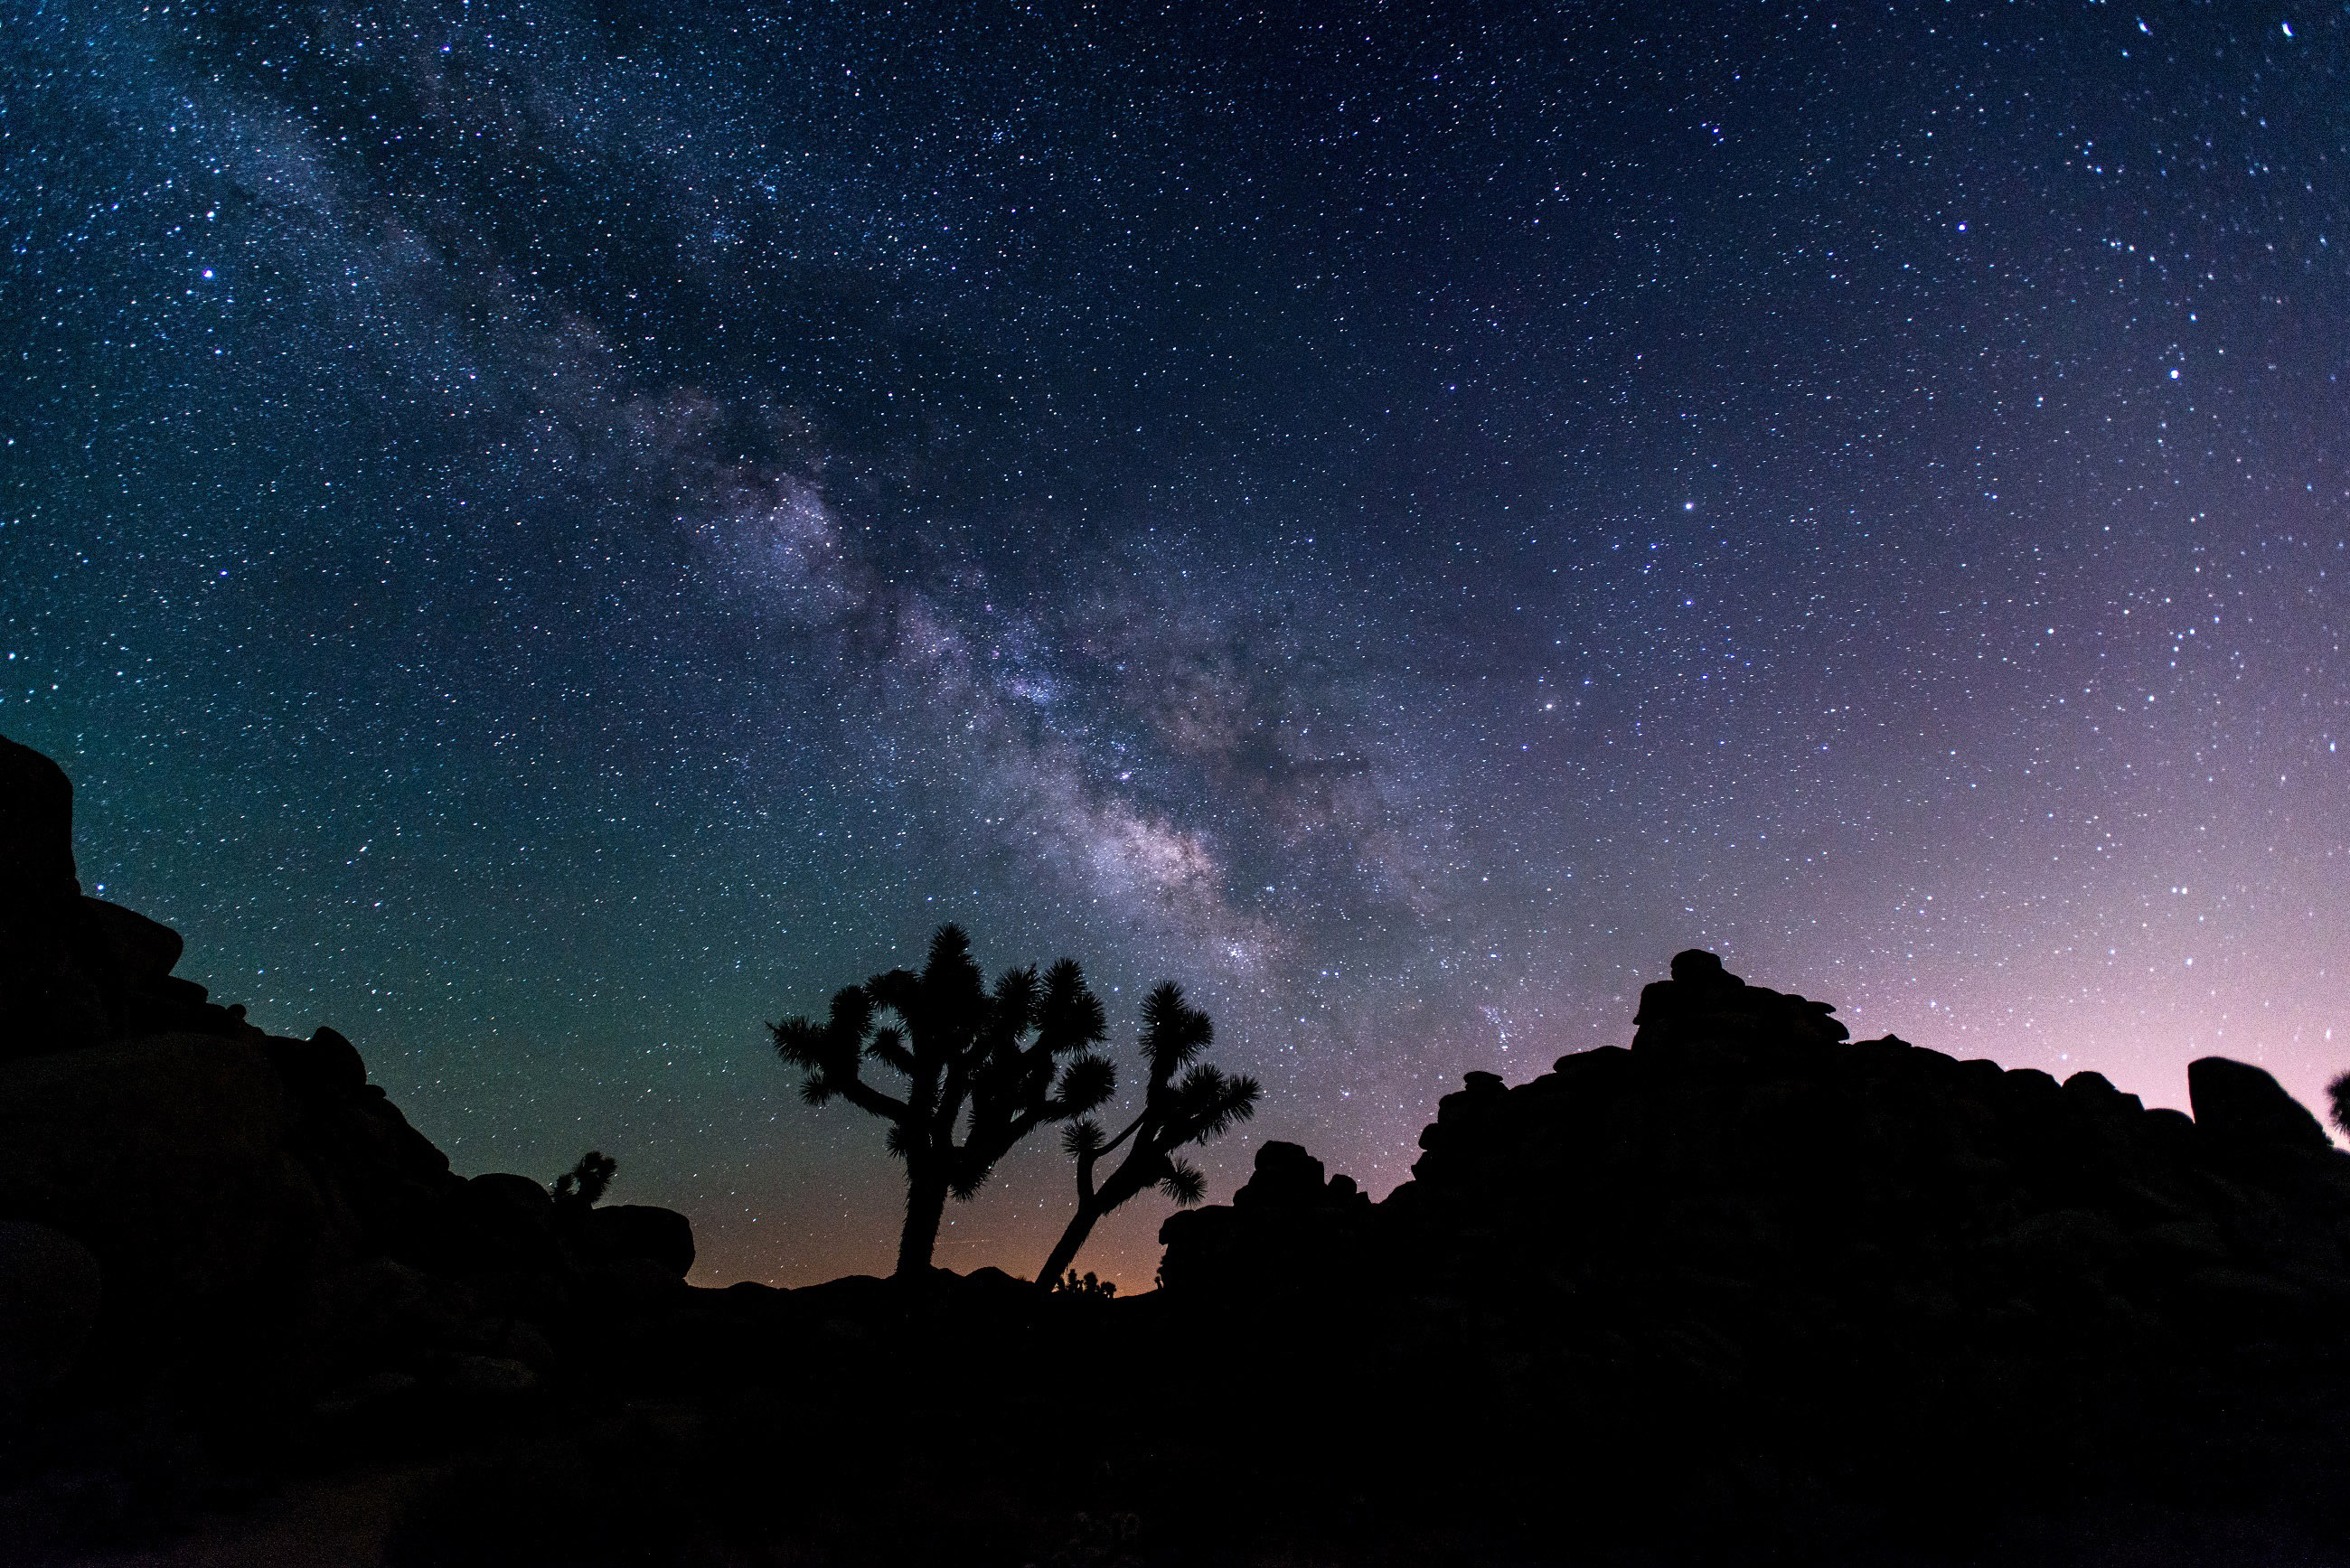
[588,1254,693,1310]
[417,1175,566,1279]
[0,1220,103,1395]
[0,1034,362,1372]
[246,1028,463,1257]
[2188,1056,2332,1150]
[1158,1141,1372,1295]
[0,735,108,1056]
[1631,947,1848,1050]
[469,1174,558,1244]
[266,1026,368,1102]
[0,733,78,904]
[582,1204,696,1276]
[0,735,713,1425]
[78,897,183,987]
[0,732,251,1055]
[1232,1141,1346,1210]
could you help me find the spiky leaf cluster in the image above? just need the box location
[768,924,1116,1199]
[1038,980,1261,1282]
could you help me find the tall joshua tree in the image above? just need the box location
[770,925,1115,1276]
[1039,982,1261,1286]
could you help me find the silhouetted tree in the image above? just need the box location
[770,925,1116,1275]
[554,1150,616,1209]
[2328,1072,2350,1140]
[1039,982,1260,1285]
[1051,1269,1117,1298]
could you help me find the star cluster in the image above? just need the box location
[5,0,2345,1285]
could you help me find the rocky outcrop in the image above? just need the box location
[0,1034,371,1380]
[1158,949,2350,1552]
[0,1222,101,1401]
[1156,1140,1371,1296]
[1631,944,1852,1047]
[582,1204,696,1277]
[0,734,696,1411]
[1168,949,2350,1325]
[0,737,77,902]
[0,736,250,1057]
[2189,1053,2333,1151]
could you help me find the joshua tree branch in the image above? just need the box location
[832,1076,912,1124]
[1097,1107,1149,1159]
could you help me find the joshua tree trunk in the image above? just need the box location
[897,1168,950,1275]
[1036,1200,1103,1286]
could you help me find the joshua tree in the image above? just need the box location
[770,925,1116,1276]
[2328,1072,2350,1140]
[553,1150,616,1209]
[1038,982,1260,1286]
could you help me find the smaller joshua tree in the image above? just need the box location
[2327,1072,2350,1141]
[1038,982,1261,1286]
[553,1150,616,1209]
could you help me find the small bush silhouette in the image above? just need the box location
[1052,1269,1118,1298]
[2328,1071,2350,1139]
[553,1150,616,1209]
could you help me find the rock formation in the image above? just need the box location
[1166,948,2350,1331]
[0,737,251,1055]
[1159,949,2350,1554]
[0,733,697,1418]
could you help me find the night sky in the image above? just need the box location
[6,0,2347,1288]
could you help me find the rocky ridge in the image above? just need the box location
[0,733,697,1436]
[1166,946,2350,1326]
[1154,948,2350,1556]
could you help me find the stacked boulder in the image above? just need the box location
[0,734,695,1422]
[0,738,251,1056]
[1167,947,2350,1322]
[1160,948,2350,1549]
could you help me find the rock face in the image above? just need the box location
[1160,949,2350,1548]
[0,736,78,903]
[0,1034,369,1377]
[1156,1141,1370,1296]
[1168,949,2350,1319]
[585,1205,697,1277]
[1633,944,1851,1047]
[0,735,249,1056]
[2189,1053,2333,1150]
[0,1222,102,1399]
[0,733,697,1405]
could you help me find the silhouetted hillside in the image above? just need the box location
[9,732,2350,1565]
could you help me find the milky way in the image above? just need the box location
[5,0,2346,1286]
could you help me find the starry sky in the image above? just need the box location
[5,0,2347,1288]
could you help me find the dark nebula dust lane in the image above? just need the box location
[5,0,2346,1285]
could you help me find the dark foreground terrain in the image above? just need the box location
[9,728,2350,1566]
